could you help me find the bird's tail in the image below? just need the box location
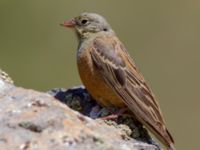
[168,143,176,150]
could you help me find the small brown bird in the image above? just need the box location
[61,12,175,150]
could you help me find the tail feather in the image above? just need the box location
[166,129,174,143]
[144,122,175,150]
[168,143,176,150]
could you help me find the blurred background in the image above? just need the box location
[0,0,199,149]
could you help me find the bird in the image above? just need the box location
[60,12,175,150]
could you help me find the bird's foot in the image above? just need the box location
[100,108,128,120]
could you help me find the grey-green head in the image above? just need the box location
[61,12,114,38]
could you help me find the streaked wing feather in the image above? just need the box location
[90,35,174,145]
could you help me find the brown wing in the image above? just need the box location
[90,34,174,148]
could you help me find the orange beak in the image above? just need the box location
[60,19,76,28]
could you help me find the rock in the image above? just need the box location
[0,70,161,150]
[0,69,14,84]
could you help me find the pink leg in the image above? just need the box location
[100,108,128,120]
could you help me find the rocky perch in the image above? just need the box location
[0,69,162,150]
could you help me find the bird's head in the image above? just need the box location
[61,12,114,38]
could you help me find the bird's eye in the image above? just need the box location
[103,28,108,31]
[81,19,88,25]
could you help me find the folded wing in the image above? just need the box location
[90,34,174,148]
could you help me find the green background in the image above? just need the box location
[1,1,199,149]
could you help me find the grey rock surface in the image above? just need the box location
[0,70,161,150]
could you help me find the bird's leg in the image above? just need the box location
[100,108,128,120]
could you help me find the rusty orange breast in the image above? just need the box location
[77,45,125,108]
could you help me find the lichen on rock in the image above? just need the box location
[0,69,161,150]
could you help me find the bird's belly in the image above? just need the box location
[77,52,125,108]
